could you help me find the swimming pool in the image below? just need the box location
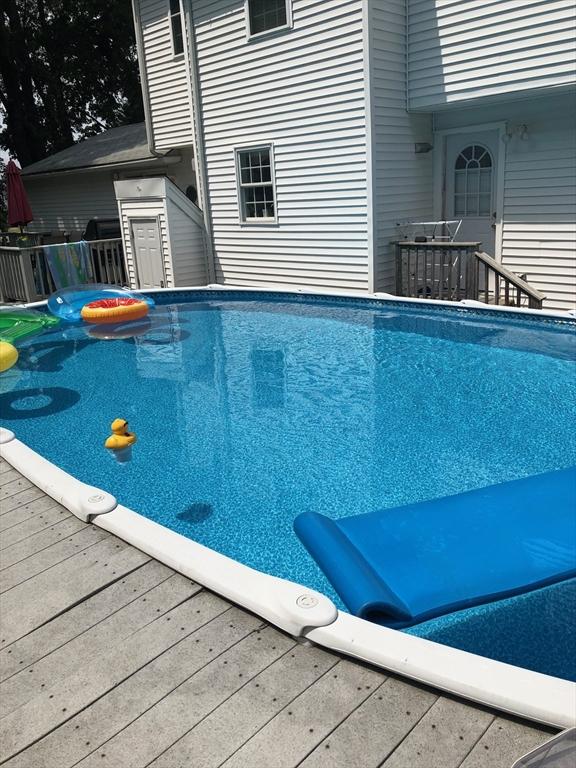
[2,290,575,706]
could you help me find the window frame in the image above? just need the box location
[235,144,278,226]
[453,143,493,218]
[245,0,292,41]
[169,0,185,58]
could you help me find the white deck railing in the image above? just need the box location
[0,239,126,304]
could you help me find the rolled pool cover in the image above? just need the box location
[294,467,576,628]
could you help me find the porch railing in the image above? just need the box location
[394,241,544,309]
[0,239,126,304]
[471,250,545,310]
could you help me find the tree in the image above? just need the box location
[0,0,144,167]
[0,159,7,231]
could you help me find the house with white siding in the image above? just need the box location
[22,123,197,242]
[120,0,576,309]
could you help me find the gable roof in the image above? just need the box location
[22,123,172,177]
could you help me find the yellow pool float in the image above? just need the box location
[0,341,18,373]
[104,419,137,451]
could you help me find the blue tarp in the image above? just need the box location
[294,467,576,628]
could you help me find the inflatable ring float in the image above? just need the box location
[81,297,149,325]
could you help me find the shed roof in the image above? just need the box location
[22,123,172,176]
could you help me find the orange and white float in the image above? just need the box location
[80,297,149,325]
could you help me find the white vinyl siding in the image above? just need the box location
[165,184,209,285]
[23,172,119,240]
[139,0,194,150]
[408,0,576,110]
[434,92,576,310]
[191,0,369,291]
[371,0,434,291]
[115,177,207,288]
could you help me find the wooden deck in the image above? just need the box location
[0,462,555,768]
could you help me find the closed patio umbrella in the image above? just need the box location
[6,160,33,229]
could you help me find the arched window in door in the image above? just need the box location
[454,145,492,216]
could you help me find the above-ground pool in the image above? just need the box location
[2,291,575,681]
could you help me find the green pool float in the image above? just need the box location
[0,310,59,372]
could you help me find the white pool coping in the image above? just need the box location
[2,286,575,729]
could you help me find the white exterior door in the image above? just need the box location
[130,218,164,289]
[443,130,499,256]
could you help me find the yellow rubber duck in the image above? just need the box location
[104,419,137,451]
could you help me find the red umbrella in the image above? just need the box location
[6,159,33,229]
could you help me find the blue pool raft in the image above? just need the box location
[47,284,155,322]
[294,467,576,628]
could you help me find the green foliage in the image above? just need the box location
[0,0,144,166]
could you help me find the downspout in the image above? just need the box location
[131,0,165,159]
[182,0,216,284]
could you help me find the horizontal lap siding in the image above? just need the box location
[502,107,576,310]
[407,0,576,110]
[140,0,194,149]
[165,189,208,285]
[24,173,118,239]
[372,0,434,291]
[192,0,369,290]
[435,93,576,310]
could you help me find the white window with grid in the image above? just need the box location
[246,0,291,38]
[454,144,493,217]
[236,146,277,223]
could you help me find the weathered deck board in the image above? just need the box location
[0,516,87,570]
[149,642,338,768]
[220,660,385,768]
[298,676,438,768]
[459,718,557,768]
[0,572,201,716]
[0,525,109,594]
[75,623,294,768]
[0,537,150,645]
[0,486,46,516]
[0,560,174,680]
[0,494,65,533]
[0,466,556,768]
[0,476,33,502]
[380,697,494,768]
[5,606,261,768]
[0,504,72,550]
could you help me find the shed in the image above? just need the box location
[114,177,208,290]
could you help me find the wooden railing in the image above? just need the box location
[394,241,545,309]
[0,239,126,304]
[470,251,545,309]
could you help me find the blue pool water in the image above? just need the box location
[2,291,575,678]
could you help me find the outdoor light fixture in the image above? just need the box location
[414,142,433,153]
[502,124,529,143]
